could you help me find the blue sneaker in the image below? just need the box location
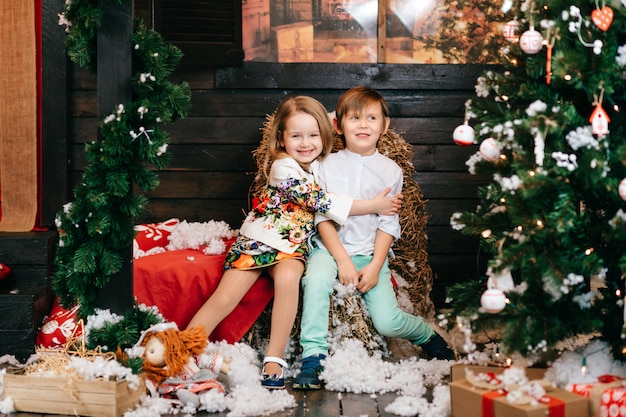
[420,334,456,360]
[292,354,326,390]
[261,356,288,389]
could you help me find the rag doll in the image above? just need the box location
[137,322,232,407]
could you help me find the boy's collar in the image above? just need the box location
[342,147,379,158]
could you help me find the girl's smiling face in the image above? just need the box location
[335,102,390,156]
[280,111,324,168]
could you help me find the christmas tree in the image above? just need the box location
[412,0,508,64]
[447,0,626,362]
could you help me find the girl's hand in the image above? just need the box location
[373,187,403,216]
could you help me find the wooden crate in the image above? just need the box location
[3,372,145,417]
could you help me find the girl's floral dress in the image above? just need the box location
[225,156,352,270]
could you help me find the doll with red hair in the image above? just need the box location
[136,323,232,407]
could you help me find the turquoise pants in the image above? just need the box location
[299,248,435,358]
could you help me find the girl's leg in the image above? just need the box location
[263,259,305,375]
[187,268,263,336]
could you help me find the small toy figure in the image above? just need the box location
[136,322,232,407]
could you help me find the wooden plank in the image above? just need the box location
[0,265,50,290]
[0,329,37,362]
[376,392,402,417]
[0,231,57,265]
[274,385,305,417]
[416,172,488,199]
[69,116,467,147]
[340,391,378,417]
[187,90,474,118]
[96,0,134,315]
[136,199,248,226]
[216,63,492,90]
[412,145,476,171]
[424,199,481,226]
[41,0,69,227]
[303,389,340,417]
[72,144,257,172]
[72,135,472,172]
[71,88,474,119]
[97,0,132,117]
[426,225,481,254]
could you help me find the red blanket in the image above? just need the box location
[133,248,274,343]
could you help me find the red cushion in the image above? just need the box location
[134,218,179,257]
[36,297,81,347]
[133,241,274,343]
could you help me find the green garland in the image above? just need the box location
[52,0,191,323]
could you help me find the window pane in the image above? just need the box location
[243,0,508,63]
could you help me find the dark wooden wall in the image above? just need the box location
[68,62,490,308]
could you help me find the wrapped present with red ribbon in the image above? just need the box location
[450,377,589,417]
[567,375,626,417]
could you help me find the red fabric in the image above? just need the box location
[134,218,179,255]
[538,395,565,417]
[482,390,565,417]
[133,246,274,343]
[481,390,505,417]
[36,296,81,347]
[35,0,42,228]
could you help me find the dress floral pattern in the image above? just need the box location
[227,157,350,270]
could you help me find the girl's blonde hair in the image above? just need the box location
[261,96,334,178]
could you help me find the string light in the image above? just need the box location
[581,356,587,375]
[585,248,594,255]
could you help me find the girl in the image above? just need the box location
[187,96,400,389]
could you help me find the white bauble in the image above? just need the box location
[479,138,501,161]
[453,124,475,146]
[480,289,507,314]
[619,178,626,201]
[519,29,544,54]
[503,20,520,42]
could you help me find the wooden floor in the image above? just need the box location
[1,379,413,417]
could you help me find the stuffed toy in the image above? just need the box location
[136,322,232,407]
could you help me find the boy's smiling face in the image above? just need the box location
[335,102,390,156]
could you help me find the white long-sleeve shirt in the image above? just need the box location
[313,148,402,256]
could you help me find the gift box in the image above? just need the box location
[3,370,145,417]
[450,379,589,417]
[451,363,547,382]
[568,376,626,417]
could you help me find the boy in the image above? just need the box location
[293,86,455,390]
